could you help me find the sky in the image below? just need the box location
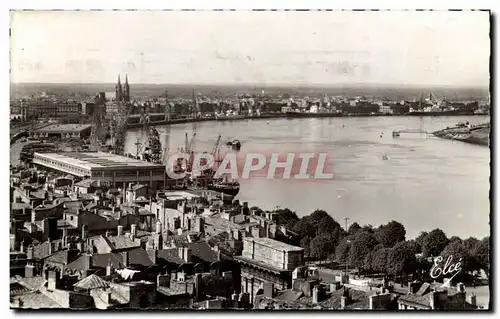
[10,10,490,87]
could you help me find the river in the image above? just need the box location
[125,115,490,239]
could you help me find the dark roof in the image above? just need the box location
[74,179,98,188]
[33,240,64,260]
[45,249,80,265]
[74,274,110,290]
[157,248,185,266]
[168,235,190,248]
[189,241,219,263]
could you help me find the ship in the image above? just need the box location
[208,178,240,197]
[283,109,343,118]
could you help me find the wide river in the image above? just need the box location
[125,116,490,239]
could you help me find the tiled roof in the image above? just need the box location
[398,293,431,308]
[168,235,190,248]
[189,242,219,263]
[74,274,110,290]
[32,240,64,260]
[74,179,98,188]
[104,235,141,251]
[126,248,154,267]
[45,249,80,265]
[157,248,186,266]
[10,291,62,309]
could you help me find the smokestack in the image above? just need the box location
[156,220,162,234]
[131,224,137,240]
[81,224,87,240]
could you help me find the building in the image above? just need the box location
[31,124,92,139]
[234,237,304,305]
[116,74,130,103]
[32,152,166,190]
[397,282,478,310]
[19,100,82,120]
[379,104,393,115]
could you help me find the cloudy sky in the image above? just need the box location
[10,10,490,86]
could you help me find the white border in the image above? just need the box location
[2,1,498,318]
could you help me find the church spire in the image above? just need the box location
[123,74,130,102]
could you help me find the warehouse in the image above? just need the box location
[32,124,92,139]
[32,152,166,190]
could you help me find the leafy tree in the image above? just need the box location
[463,237,480,252]
[375,221,406,248]
[372,248,390,273]
[363,250,376,273]
[440,241,470,273]
[474,237,490,277]
[415,231,429,253]
[310,234,336,260]
[348,222,362,237]
[449,236,463,244]
[335,239,351,264]
[292,218,315,239]
[300,236,311,257]
[387,241,418,282]
[362,225,375,234]
[274,208,300,229]
[422,229,449,258]
[348,231,379,270]
[317,216,341,237]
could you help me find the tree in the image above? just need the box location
[387,241,418,282]
[348,231,379,270]
[463,237,480,252]
[300,236,311,257]
[375,221,406,248]
[348,222,362,237]
[440,241,471,273]
[310,234,336,260]
[363,251,376,273]
[415,231,429,253]
[292,218,315,239]
[274,208,300,229]
[422,229,449,258]
[317,216,341,238]
[372,248,390,273]
[449,236,463,244]
[335,239,351,264]
[474,237,490,277]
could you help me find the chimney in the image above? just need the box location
[27,246,33,259]
[47,270,58,291]
[467,293,477,307]
[131,224,137,240]
[117,225,123,237]
[81,224,88,240]
[251,240,255,259]
[156,220,162,234]
[123,251,128,267]
[20,240,24,253]
[312,286,319,304]
[47,238,52,255]
[457,282,465,293]
[106,263,113,276]
[25,263,35,278]
[429,290,438,310]
[105,230,110,237]
[84,254,92,270]
[340,296,347,309]
[62,228,68,247]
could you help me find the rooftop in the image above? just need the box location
[34,124,92,133]
[244,237,304,252]
[34,152,165,170]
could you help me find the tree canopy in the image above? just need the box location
[375,221,406,248]
[421,229,449,258]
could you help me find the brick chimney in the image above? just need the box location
[131,224,137,241]
[122,251,129,267]
[81,224,88,240]
[27,246,33,259]
[467,293,477,307]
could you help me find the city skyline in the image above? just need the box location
[10,10,490,87]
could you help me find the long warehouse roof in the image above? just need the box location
[34,152,165,170]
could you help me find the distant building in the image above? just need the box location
[31,124,92,139]
[32,152,166,190]
[234,237,304,305]
[379,104,393,115]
